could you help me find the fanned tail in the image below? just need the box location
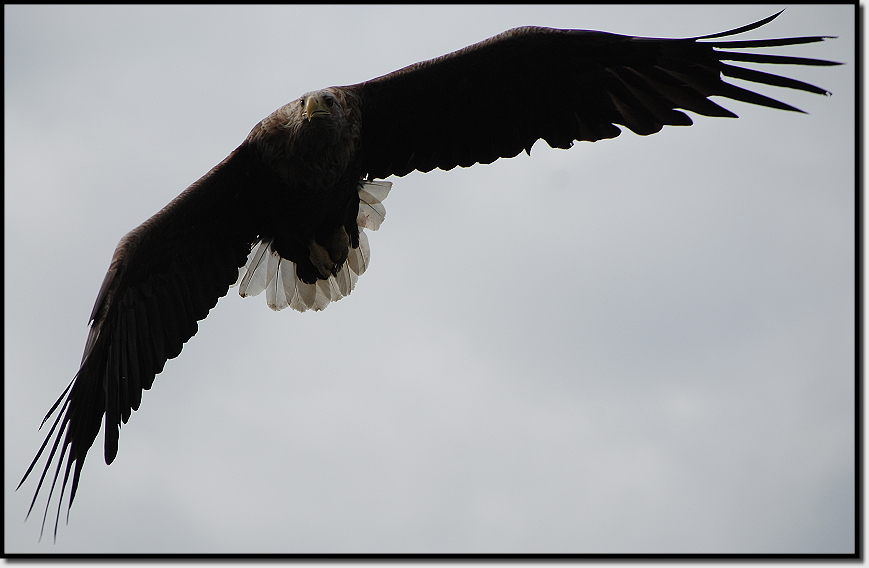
[236,179,391,312]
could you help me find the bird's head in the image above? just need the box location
[249,87,359,182]
[290,89,350,148]
[301,91,336,122]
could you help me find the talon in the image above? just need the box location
[308,240,335,278]
[308,227,351,279]
[324,226,350,267]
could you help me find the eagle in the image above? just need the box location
[19,11,840,540]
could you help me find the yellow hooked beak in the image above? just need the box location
[304,95,332,122]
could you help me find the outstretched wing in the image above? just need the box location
[355,11,841,179]
[18,142,266,540]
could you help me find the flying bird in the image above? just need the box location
[19,11,840,540]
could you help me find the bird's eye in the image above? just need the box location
[325,98,333,107]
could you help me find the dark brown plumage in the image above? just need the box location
[19,11,840,540]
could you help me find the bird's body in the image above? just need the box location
[248,90,365,284]
[17,12,841,541]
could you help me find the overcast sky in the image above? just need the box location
[5,4,855,555]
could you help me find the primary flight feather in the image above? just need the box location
[19,11,840,540]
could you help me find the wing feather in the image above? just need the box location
[354,13,841,179]
[19,142,266,540]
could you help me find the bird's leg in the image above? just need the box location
[308,240,332,278]
[308,226,350,278]
[324,225,350,267]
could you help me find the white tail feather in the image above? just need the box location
[235,180,391,312]
[357,180,392,231]
[237,238,274,297]
[359,180,391,203]
[347,230,370,276]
